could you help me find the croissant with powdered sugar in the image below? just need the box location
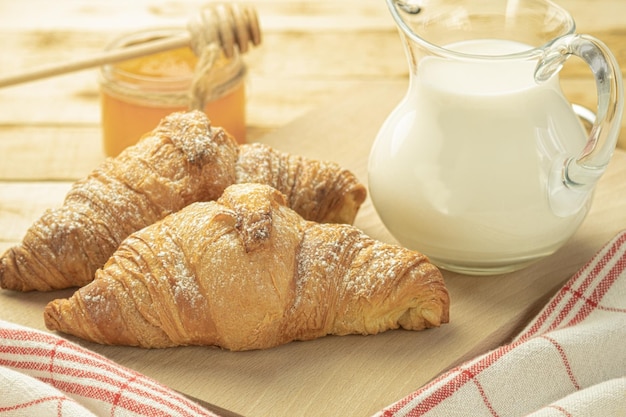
[44,183,449,351]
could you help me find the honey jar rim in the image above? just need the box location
[99,27,246,95]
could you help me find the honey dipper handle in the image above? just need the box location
[0,33,191,89]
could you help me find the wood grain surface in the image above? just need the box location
[0,2,625,417]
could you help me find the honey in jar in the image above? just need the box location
[99,28,247,157]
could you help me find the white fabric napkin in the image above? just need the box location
[375,231,626,417]
[0,320,220,417]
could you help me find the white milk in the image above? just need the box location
[368,39,590,272]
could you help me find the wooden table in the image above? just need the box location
[1,2,625,417]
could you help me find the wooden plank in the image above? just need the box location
[0,182,71,252]
[0,0,392,31]
[0,126,103,180]
[0,0,623,32]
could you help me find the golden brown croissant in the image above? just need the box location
[44,183,449,351]
[0,111,366,292]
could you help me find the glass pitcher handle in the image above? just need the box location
[536,34,624,191]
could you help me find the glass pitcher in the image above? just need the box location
[368,0,623,275]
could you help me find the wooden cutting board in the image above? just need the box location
[1,81,626,417]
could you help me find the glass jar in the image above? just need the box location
[99,28,247,157]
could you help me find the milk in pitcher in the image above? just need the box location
[368,39,590,272]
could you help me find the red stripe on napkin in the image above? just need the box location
[520,231,626,340]
[0,396,67,413]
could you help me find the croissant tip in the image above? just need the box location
[421,307,442,327]
[0,256,22,291]
[43,302,61,331]
[0,248,42,292]
[0,254,9,287]
[420,297,450,328]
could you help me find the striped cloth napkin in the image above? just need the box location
[375,231,626,417]
[0,320,219,417]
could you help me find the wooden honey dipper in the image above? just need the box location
[0,3,261,88]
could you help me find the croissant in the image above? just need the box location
[0,111,366,292]
[44,183,448,351]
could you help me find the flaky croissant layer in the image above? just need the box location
[44,184,449,351]
[1,110,366,292]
